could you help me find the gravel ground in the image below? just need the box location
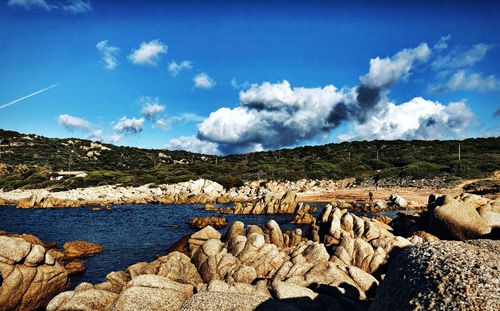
[370,239,500,311]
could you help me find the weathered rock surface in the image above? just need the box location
[370,240,500,311]
[428,195,491,240]
[63,240,104,258]
[0,235,69,311]
[43,192,498,311]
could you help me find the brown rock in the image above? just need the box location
[65,260,86,275]
[189,216,227,229]
[63,240,103,258]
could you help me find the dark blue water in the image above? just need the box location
[0,203,326,287]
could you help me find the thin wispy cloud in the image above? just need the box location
[430,70,500,93]
[128,40,167,66]
[230,78,250,90]
[96,40,119,70]
[429,40,498,93]
[194,73,215,89]
[432,43,491,71]
[0,84,58,109]
[168,60,193,76]
[62,0,91,13]
[7,0,91,13]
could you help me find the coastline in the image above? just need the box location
[0,177,486,209]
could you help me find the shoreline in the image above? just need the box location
[0,177,490,209]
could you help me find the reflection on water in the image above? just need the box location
[0,203,326,287]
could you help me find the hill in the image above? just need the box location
[0,129,499,190]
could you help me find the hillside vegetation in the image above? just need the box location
[0,129,499,190]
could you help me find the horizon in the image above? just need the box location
[1,0,499,155]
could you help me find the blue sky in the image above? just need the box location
[0,0,499,154]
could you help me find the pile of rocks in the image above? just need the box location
[0,235,69,310]
[47,203,428,311]
[209,191,303,215]
[392,193,499,241]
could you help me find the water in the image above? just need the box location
[0,203,326,287]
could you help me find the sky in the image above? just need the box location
[0,0,499,155]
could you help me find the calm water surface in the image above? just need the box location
[0,203,326,287]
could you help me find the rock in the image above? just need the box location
[190,216,227,229]
[0,236,32,263]
[188,226,221,256]
[142,251,203,286]
[225,221,246,240]
[180,291,270,311]
[387,194,407,209]
[481,211,500,228]
[264,220,284,247]
[113,275,193,311]
[65,260,86,275]
[24,244,46,266]
[16,195,37,208]
[63,240,104,258]
[429,195,491,240]
[0,236,69,310]
[47,288,118,311]
[274,281,318,300]
[370,240,500,311]
[231,265,257,283]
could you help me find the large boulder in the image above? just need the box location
[428,195,491,240]
[0,236,69,310]
[370,240,500,311]
[113,275,194,311]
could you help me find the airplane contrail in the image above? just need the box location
[0,84,58,109]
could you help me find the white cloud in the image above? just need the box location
[231,78,250,90]
[360,43,431,89]
[7,0,52,10]
[434,35,451,51]
[432,43,491,71]
[58,114,123,143]
[96,40,119,70]
[168,60,193,76]
[113,117,144,134]
[129,40,167,66]
[166,135,220,155]
[140,97,165,119]
[88,129,122,143]
[338,97,475,141]
[194,73,216,89]
[430,70,500,92]
[155,113,205,131]
[8,0,91,13]
[198,80,350,153]
[58,114,92,131]
[62,0,91,13]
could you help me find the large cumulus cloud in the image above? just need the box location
[338,97,475,141]
[198,81,349,153]
[167,42,476,155]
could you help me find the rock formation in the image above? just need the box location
[47,204,429,311]
[0,236,69,310]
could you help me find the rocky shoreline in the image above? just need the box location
[0,178,374,209]
[1,191,498,310]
